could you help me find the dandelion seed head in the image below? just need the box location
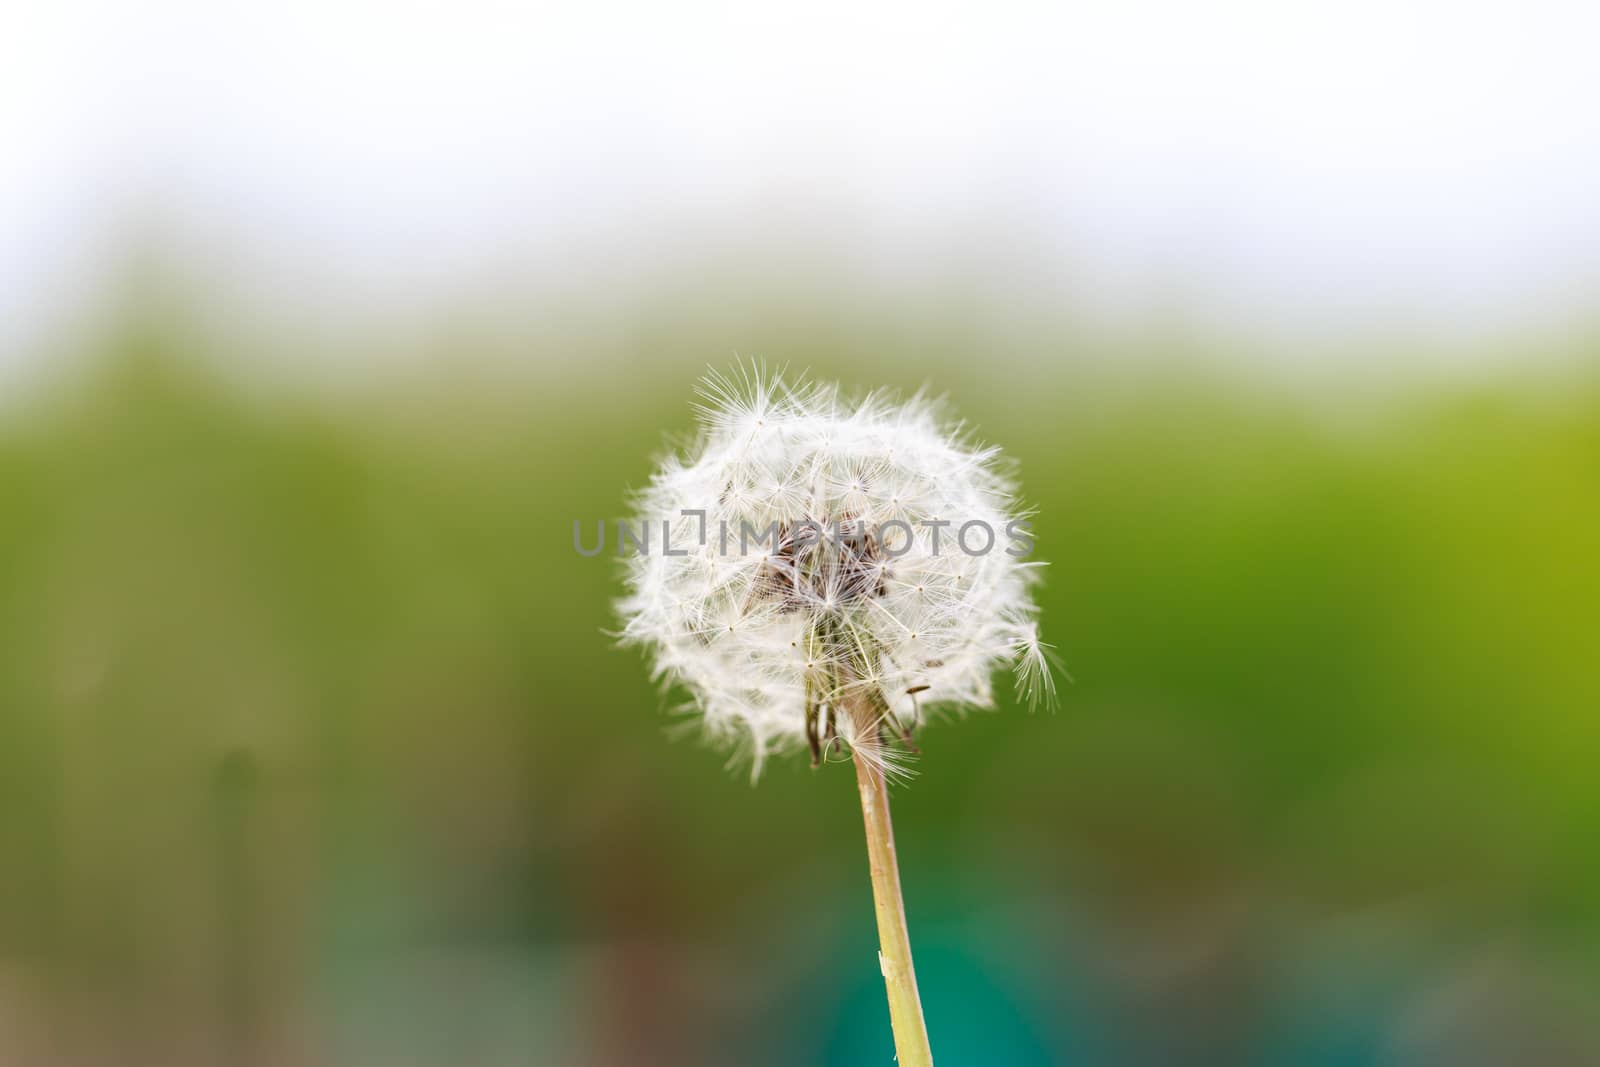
[617,365,1053,775]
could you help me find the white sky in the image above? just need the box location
[4,0,1599,362]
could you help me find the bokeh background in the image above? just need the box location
[4,3,1599,1065]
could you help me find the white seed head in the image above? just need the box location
[617,366,1054,776]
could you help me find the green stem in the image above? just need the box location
[849,704,934,1067]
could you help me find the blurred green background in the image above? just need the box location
[9,3,1600,1061]
[1,282,1596,1065]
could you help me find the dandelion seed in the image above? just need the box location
[618,366,1052,771]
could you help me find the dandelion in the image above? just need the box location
[617,365,1054,1066]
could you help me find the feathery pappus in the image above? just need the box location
[616,366,1055,777]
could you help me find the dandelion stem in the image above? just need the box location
[849,698,934,1067]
